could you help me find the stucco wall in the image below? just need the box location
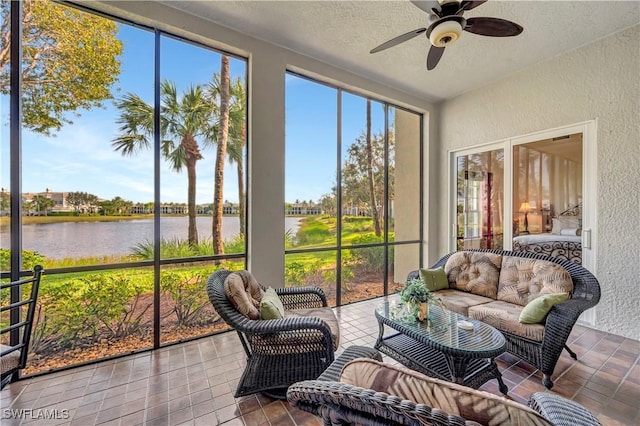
[437,25,640,339]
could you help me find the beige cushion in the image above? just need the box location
[285,307,340,350]
[432,289,494,316]
[251,307,339,353]
[468,300,546,342]
[497,257,573,307]
[224,270,264,320]
[1,344,20,375]
[340,358,551,426]
[445,252,502,299]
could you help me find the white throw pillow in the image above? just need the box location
[551,217,580,234]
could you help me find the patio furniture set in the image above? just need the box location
[204,248,602,425]
[405,249,601,390]
[1,249,602,424]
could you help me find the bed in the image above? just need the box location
[512,204,582,263]
[512,233,582,263]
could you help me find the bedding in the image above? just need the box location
[512,233,582,264]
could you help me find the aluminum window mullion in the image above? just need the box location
[336,90,343,306]
[153,30,161,349]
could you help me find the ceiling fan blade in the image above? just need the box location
[370,28,427,54]
[410,1,442,16]
[427,46,445,70]
[459,1,488,12]
[464,17,523,37]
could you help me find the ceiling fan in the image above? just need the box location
[370,0,523,70]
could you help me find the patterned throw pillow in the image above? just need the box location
[419,267,449,291]
[444,251,502,298]
[224,270,264,320]
[497,257,573,306]
[519,293,570,324]
[339,358,550,425]
[260,287,285,319]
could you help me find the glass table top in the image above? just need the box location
[376,300,506,354]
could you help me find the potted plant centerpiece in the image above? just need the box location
[400,277,438,321]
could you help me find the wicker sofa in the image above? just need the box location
[408,249,600,389]
[288,355,602,426]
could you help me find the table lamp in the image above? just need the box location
[519,201,531,234]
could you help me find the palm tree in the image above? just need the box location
[112,81,213,245]
[225,77,247,236]
[31,194,55,215]
[207,55,232,255]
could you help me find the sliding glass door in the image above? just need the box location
[449,121,597,326]
[455,148,504,251]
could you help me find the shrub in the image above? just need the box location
[322,264,354,288]
[160,269,213,326]
[131,237,247,259]
[223,235,245,254]
[342,216,373,233]
[131,238,198,259]
[285,258,327,287]
[84,273,152,339]
[350,233,387,274]
[0,249,45,271]
[285,261,308,286]
[284,229,296,249]
[31,271,153,353]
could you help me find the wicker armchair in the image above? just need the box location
[206,269,337,398]
[408,249,601,389]
[288,357,602,426]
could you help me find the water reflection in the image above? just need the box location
[1,216,301,259]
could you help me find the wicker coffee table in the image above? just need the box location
[374,301,508,394]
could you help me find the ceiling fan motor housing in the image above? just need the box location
[428,16,466,48]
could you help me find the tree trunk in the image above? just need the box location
[237,160,246,237]
[237,123,246,236]
[182,134,203,245]
[213,55,231,256]
[186,159,198,245]
[366,100,381,236]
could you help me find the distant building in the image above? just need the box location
[0,188,250,216]
[286,201,322,215]
[21,189,75,214]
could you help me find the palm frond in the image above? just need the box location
[112,93,154,156]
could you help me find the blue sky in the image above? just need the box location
[1,20,387,205]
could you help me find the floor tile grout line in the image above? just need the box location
[556,331,637,419]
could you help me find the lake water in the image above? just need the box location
[1,216,302,259]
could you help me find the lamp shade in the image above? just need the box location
[519,202,531,212]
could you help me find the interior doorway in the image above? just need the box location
[449,121,597,325]
[512,133,583,264]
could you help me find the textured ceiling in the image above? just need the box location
[160,1,639,102]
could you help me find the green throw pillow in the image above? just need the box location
[419,267,449,292]
[519,293,570,324]
[260,287,285,320]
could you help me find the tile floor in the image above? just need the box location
[1,296,639,426]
